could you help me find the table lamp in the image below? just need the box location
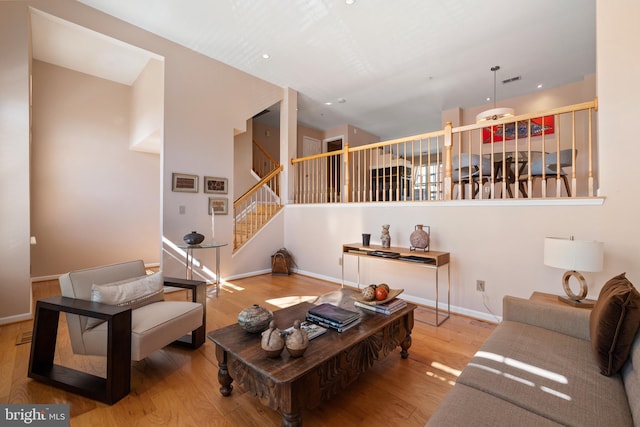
[544,236,604,307]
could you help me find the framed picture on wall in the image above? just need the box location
[204,176,228,194]
[172,173,198,192]
[209,197,228,215]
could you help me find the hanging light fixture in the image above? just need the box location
[476,66,515,123]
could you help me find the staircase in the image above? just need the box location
[233,165,283,251]
[234,202,282,249]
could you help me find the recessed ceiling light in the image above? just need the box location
[537,84,543,89]
[324,102,333,106]
[345,0,356,4]
[262,53,270,59]
[486,97,491,102]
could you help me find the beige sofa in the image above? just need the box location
[427,290,640,426]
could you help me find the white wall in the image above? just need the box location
[30,60,160,276]
[283,1,640,321]
[0,0,286,323]
[0,3,31,323]
[1,0,635,325]
[234,119,258,198]
[130,58,163,153]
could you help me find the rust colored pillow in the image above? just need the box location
[590,273,640,376]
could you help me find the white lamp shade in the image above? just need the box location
[544,237,604,272]
[475,107,515,123]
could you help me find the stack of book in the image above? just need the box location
[354,298,407,315]
[306,303,361,333]
[284,321,327,340]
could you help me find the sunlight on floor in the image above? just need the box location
[425,361,460,386]
[216,281,244,293]
[266,295,319,309]
[432,361,461,377]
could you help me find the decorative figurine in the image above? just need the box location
[285,320,309,357]
[381,224,391,248]
[261,320,285,358]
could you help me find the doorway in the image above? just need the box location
[326,138,343,202]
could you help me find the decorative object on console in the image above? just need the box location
[362,233,371,246]
[183,231,205,245]
[544,236,604,307]
[475,66,515,123]
[409,224,430,251]
[238,304,273,333]
[381,224,391,248]
[285,320,309,357]
[261,320,284,358]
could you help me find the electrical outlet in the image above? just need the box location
[476,280,485,292]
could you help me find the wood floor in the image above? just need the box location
[1,274,495,426]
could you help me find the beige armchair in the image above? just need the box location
[28,260,206,404]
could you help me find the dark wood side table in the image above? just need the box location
[28,277,206,404]
[28,296,132,404]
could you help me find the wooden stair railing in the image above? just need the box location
[233,165,283,251]
[253,139,280,178]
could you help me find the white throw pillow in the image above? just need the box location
[85,271,164,329]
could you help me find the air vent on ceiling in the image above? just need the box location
[502,76,522,84]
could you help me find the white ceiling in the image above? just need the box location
[36,0,596,140]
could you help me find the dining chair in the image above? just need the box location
[518,148,575,197]
[452,154,492,199]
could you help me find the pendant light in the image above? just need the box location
[476,66,515,123]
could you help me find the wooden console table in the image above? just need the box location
[341,243,450,326]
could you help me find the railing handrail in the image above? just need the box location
[234,165,283,207]
[253,139,280,168]
[348,129,446,153]
[291,147,348,164]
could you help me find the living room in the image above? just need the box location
[1,0,639,424]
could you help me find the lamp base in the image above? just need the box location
[557,295,596,309]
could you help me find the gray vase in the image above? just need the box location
[183,231,205,245]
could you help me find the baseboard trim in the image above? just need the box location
[297,269,502,324]
[0,312,32,326]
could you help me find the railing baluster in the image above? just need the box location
[289,98,596,204]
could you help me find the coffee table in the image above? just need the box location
[207,290,416,427]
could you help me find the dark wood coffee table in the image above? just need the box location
[207,290,416,427]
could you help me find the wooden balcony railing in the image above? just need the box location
[291,99,598,203]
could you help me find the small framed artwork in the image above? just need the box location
[204,176,228,194]
[209,197,228,215]
[172,173,198,193]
